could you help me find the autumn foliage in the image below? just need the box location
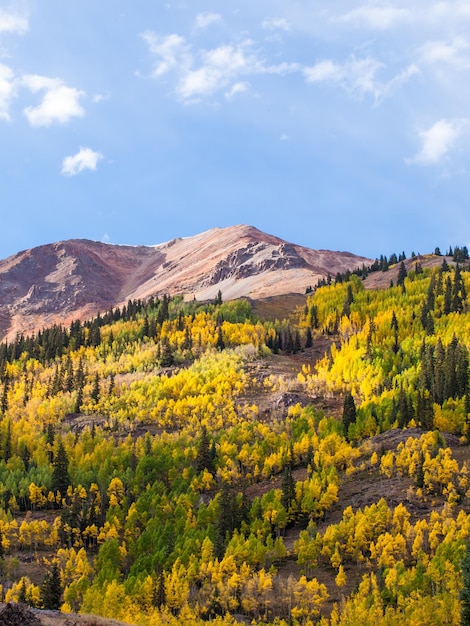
[0,262,469,625]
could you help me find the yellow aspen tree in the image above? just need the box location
[335,564,347,589]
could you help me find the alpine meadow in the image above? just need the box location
[1,245,470,626]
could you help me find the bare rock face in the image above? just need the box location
[0,225,371,342]
[0,602,42,625]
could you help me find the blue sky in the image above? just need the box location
[1,1,470,261]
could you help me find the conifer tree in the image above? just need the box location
[1,375,9,415]
[281,464,296,512]
[90,372,100,404]
[444,276,453,314]
[397,261,407,291]
[160,339,174,367]
[154,571,166,608]
[305,327,313,349]
[46,423,55,463]
[453,264,467,312]
[3,420,11,462]
[142,315,149,339]
[216,326,225,351]
[293,330,302,354]
[73,358,85,413]
[18,577,27,604]
[342,392,357,440]
[51,440,70,500]
[391,311,399,353]
[41,562,62,610]
[195,425,215,474]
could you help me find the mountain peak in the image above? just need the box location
[0,226,371,342]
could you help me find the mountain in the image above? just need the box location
[0,225,370,342]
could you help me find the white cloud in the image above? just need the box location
[430,2,470,21]
[266,62,300,75]
[0,63,15,121]
[381,64,420,98]
[142,26,415,106]
[141,32,191,77]
[0,9,28,34]
[304,57,384,99]
[22,75,85,127]
[61,147,103,176]
[225,81,249,99]
[337,6,411,30]
[262,18,290,31]
[176,42,262,101]
[92,93,109,103]
[304,59,344,83]
[304,56,417,104]
[419,38,470,68]
[406,119,464,165]
[194,12,221,30]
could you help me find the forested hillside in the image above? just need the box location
[0,254,470,625]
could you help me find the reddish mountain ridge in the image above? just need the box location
[0,225,370,342]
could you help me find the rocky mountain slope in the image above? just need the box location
[0,225,370,342]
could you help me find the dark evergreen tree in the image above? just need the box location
[90,372,100,404]
[293,331,302,354]
[425,311,435,336]
[434,339,445,404]
[305,327,313,349]
[41,562,62,610]
[195,425,215,474]
[3,420,11,462]
[342,284,354,317]
[1,375,9,415]
[284,329,294,354]
[453,264,467,313]
[148,317,157,340]
[398,387,411,428]
[342,391,357,440]
[156,295,170,324]
[142,316,150,339]
[154,571,166,609]
[415,452,425,489]
[20,443,31,471]
[160,340,174,367]
[46,423,55,464]
[444,276,453,315]
[281,464,296,512]
[51,364,63,396]
[417,390,434,430]
[366,318,375,360]
[87,320,101,347]
[18,577,27,604]
[396,261,407,292]
[64,355,74,393]
[391,311,399,354]
[51,440,71,500]
[214,484,234,559]
[216,326,225,351]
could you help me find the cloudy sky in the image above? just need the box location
[1,1,469,261]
